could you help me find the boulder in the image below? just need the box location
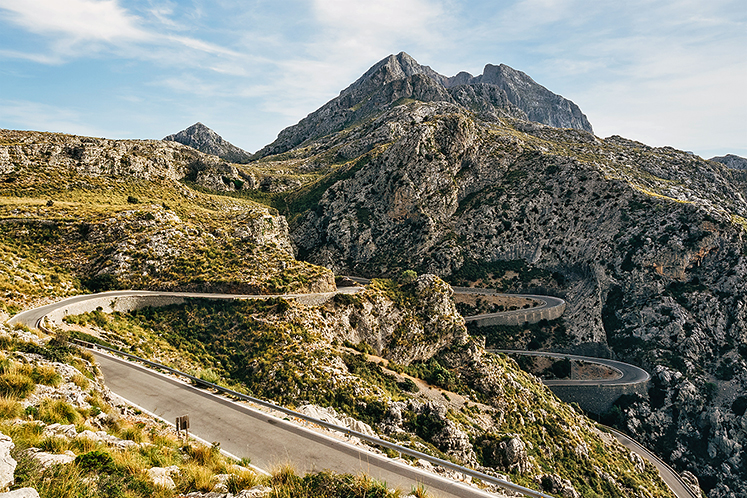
[25,449,75,469]
[147,465,180,489]
[0,433,16,490]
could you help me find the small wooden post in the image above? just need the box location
[176,415,190,443]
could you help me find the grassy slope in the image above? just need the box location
[0,148,333,314]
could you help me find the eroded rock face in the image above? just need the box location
[0,128,249,193]
[322,274,467,365]
[255,52,591,158]
[275,99,747,495]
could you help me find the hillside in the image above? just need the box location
[64,276,675,498]
[247,56,747,498]
[0,128,334,315]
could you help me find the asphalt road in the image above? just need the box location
[93,351,500,498]
[611,429,698,498]
[8,288,359,330]
[450,288,566,323]
[490,350,651,386]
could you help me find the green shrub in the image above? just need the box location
[75,450,117,474]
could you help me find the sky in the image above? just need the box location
[0,0,745,159]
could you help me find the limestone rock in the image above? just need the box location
[255,52,592,158]
[25,449,75,469]
[537,474,581,498]
[147,465,180,489]
[297,404,376,437]
[710,154,747,170]
[0,433,16,490]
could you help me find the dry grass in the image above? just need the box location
[0,396,23,419]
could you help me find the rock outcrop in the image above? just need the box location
[0,433,15,490]
[164,122,253,164]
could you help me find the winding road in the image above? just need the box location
[7,286,696,498]
[489,350,651,386]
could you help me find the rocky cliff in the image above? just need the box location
[254,93,747,496]
[164,122,253,164]
[255,52,592,158]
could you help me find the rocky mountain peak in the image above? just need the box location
[710,153,747,170]
[255,53,593,158]
[164,122,252,164]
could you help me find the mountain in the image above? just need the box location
[249,61,747,497]
[0,127,678,498]
[255,52,592,158]
[710,153,747,170]
[164,122,253,163]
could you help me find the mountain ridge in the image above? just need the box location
[255,52,592,158]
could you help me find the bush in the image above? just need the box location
[550,358,572,379]
[399,270,417,284]
[127,195,139,204]
[37,398,83,425]
[31,365,61,386]
[75,450,117,474]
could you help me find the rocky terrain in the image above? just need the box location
[254,52,591,159]
[0,128,333,314]
[0,320,426,498]
[244,54,747,497]
[68,275,675,498]
[164,123,253,164]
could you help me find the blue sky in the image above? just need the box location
[0,0,744,158]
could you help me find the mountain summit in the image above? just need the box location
[256,52,592,158]
[164,122,252,163]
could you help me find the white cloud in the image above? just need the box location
[0,0,148,42]
[0,0,242,66]
[310,0,452,61]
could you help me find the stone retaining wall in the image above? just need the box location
[465,301,566,326]
[44,292,340,325]
[548,382,649,415]
[45,296,189,325]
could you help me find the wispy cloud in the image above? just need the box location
[0,0,241,65]
[0,0,148,42]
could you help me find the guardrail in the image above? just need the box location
[66,336,557,498]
